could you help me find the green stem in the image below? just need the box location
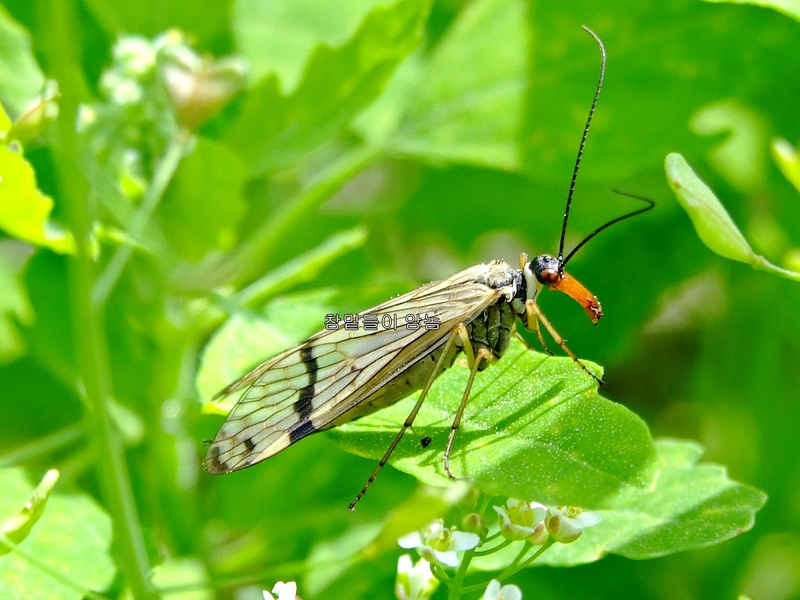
[0,424,83,467]
[499,539,554,581]
[473,538,512,556]
[231,226,368,308]
[752,254,800,282]
[92,129,192,307]
[225,144,382,286]
[40,2,158,596]
[448,548,478,600]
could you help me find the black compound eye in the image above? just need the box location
[532,254,562,286]
[538,268,560,285]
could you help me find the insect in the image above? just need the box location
[204,26,653,510]
[420,436,433,448]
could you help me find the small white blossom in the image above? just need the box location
[398,519,480,568]
[113,36,156,75]
[493,498,547,542]
[546,506,602,543]
[395,554,439,600]
[263,581,297,600]
[481,579,522,600]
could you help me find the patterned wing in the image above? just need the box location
[204,264,504,473]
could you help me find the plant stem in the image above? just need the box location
[474,539,512,556]
[224,144,383,287]
[92,129,192,307]
[40,2,158,596]
[448,548,478,600]
[499,539,554,581]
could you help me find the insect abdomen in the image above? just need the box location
[465,300,516,370]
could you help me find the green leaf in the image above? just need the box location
[225,0,429,175]
[0,468,116,599]
[601,439,767,560]
[233,0,394,93]
[772,138,800,193]
[0,7,45,117]
[665,152,755,263]
[0,469,59,554]
[665,152,800,281]
[474,439,767,568]
[332,339,659,508]
[703,0,800,22]
[390,0,527,170]
[0,145,75,254]
[160,137,247,261]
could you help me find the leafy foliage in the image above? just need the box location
[0,0,797,598]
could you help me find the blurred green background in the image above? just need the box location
[1,0,799,598]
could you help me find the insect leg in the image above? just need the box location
[444,339,495,480]
[349,326,462,511]
[526,300,604,385]
[524,310,554,355]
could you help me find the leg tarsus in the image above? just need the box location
[350,327,461,511]
[443,342,495,480]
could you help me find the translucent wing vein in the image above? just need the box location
[204,264,504,473]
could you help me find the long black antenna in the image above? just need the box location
[562,191,655,266]
[557,25,606,263]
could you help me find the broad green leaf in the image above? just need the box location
[0,468,116,599]
[391,0,527,170]
[160,137,247,261]
[0,144,74,254]
[0,7,45,117]
[332,339,659,508]
[665,153,800,281]
[224,0,429,175]
[233,0,393,93]
[703,0,800,22]
[473,439,767,568]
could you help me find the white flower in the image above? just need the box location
[398,519,480,568]
[113,36,156,75]
[481,579,522,600]
[493,498,547,542]
[546,506,602,543]
[395,554,439,600]
[263,581,297,600]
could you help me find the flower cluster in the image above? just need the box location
[398,519,480,568]
[394,498,602,600]
[494,498,602,544]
